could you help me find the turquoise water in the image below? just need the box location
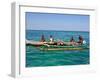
[26,30,90,67]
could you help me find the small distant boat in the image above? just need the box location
[26,40,89,51]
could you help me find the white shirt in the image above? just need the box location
[50,38,53,42]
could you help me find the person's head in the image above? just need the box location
[50,35,52,38]
[79,35,83,40]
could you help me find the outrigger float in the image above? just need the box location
[26,40,89,51]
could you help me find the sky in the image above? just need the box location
[26,12,89,31]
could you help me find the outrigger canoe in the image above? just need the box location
[26,40,89,51]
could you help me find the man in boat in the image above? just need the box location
[70,36,75,42]
[69,36,78,46]
[77,35,84,45]
[40,34,45,42]
[50,35,54,42]
[49,35,58,45]
[78,35,87,45]
[49,35,55,45]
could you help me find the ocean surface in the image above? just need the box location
[26,30,90,67]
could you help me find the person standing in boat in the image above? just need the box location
[40,34,45,42]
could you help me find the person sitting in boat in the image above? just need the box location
[40,34,45,42]
[70,36,75,42]
[49,35,58,45]
[69,36,77,46]
[77,35,84,45]
[50,35,54,43]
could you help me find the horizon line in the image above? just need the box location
[26,29,89,32]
